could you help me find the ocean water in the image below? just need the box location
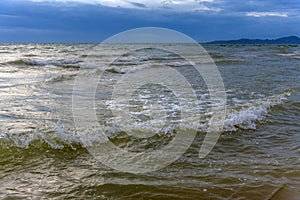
[0,43,299,199]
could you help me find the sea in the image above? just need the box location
[0,43,299,199]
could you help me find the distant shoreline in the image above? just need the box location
[206,36,300,44]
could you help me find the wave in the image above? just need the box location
[105,61,195,74]
[214,59,245,64]
[209,52,224,59]
[105,63,154,74]
[276,50,300,60]
[43,73,77,83]
[0,125,84,150]
[224,92,290,131]
[5,59,82,68]
[0,92,291,149]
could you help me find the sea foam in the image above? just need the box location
[0,92,291,149]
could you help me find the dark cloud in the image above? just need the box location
[0,0,299,43]
[126,1,147,8]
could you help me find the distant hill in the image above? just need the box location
[206,36,300,44]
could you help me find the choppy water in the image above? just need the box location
[0,43,299,199]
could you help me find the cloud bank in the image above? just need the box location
[29,0,221,11]
[246,12,288,18]
[0,0,299,43]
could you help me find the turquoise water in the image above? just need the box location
[0,44,299,199]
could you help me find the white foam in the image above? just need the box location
[23,58,83,66]
[0,123,109,149]
[0,92,291,149]
[106,63,153,73]
[224,92,290,131]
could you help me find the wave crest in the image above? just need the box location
[6,58,82,68]
[0,92,291,149]
[224,92,290,131]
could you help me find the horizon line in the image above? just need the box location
[0,35,299,45]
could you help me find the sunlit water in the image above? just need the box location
[0,44,299,199]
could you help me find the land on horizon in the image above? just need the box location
[206,36,300,44]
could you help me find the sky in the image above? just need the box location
[0,0,299,43]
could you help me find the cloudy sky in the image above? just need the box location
[0,0,299,43]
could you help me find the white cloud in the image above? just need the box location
[246,12,288,18]
[194,5,221,12]
[28,0,220,11]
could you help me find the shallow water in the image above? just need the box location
[0,43,299,199]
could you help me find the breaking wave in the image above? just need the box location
[105,63,154,74]
[5,58,82,68]
[224,92,291,131]
[0,92,291,149]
